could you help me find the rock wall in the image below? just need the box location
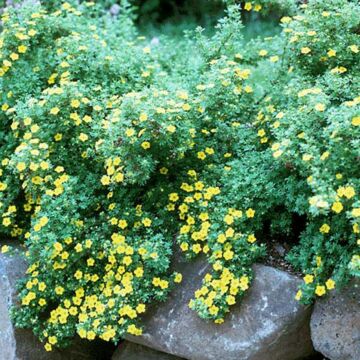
[1,250,358,360]
[125,255,315,360]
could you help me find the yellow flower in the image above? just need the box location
[55,286,64,295]
[78,328,87,338]
[244,2,252,11]
[331,202,343,214]
[254,4,262,12]
[87,331,96,340]
[352,208,360,217]
[118,219,128,229]
[247,234,256,243]
[70,99,80,108]
[18,45,27,53]
[303,274,314,284]
[136,304,146,313]
[1,245,9,253]
[246,208,255,218]
[314,103,326,112]
[301,47,311,54]
[141,141,150,150]
[10,53,19,61]
[174,273,182,283]
[349,45,359,53]
[352,116,360,126]
[139,113,148,121]
[101,175,110,186]
[169,193,179,202]
[325,279,335,290]
[48,336,57,345]
[327,49,336,57]
[50,107,60,115]
[344,186,355,199]
[16,162,26,172]
[224,250,234,260]
[28,29,37,37]
[79,133,88,142]
[192,244,202,254]
[226,295,236,305]
[125,128,135,137]
[54,133,62,141]
[319,224,330,234]
[259,50,268,57]
[315,285,326,297]
[2,218,11,227]
[273,150,283,158]
[166,125,176,133]
[142,218,152,227]
[280,16,292,24]
[295,290,302,301]
[224,214,234,225]
[197,151,206,160]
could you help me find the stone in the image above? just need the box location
[311,279,360,360]
[0,250,104,360]
[125,253,315,360]
[113,341,184,360]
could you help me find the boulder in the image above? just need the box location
[125,254,315,360]
[0,250,103,360]
[311,279,360,360]
[113,341,185,360]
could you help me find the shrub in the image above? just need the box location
[0,0,358,351]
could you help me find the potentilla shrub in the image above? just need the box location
[268,0,360,302]
[0,0,358,351]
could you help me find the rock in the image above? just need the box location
[274,242,286,257]
[113,341,185,360]
[311,279,360,360]
[125,253,315,360]
[0,250,103,360]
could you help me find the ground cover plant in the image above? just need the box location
[0,0,359,351]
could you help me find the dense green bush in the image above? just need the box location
[0,0,359,351]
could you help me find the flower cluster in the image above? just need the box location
[0,0,358,351]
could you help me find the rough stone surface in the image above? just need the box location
[0,251,101,360]
[113,341,184,360]
[311,279,360,360]
[125,253,315,360]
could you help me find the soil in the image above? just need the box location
[261,238,303,277]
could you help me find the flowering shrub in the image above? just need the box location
[0,0,359,351]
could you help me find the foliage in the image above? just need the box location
[0,0,359,351]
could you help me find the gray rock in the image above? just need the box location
[311,279,360,360]
[113,341,185,360]
[0,250,99,360]
[126,254,315,360]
